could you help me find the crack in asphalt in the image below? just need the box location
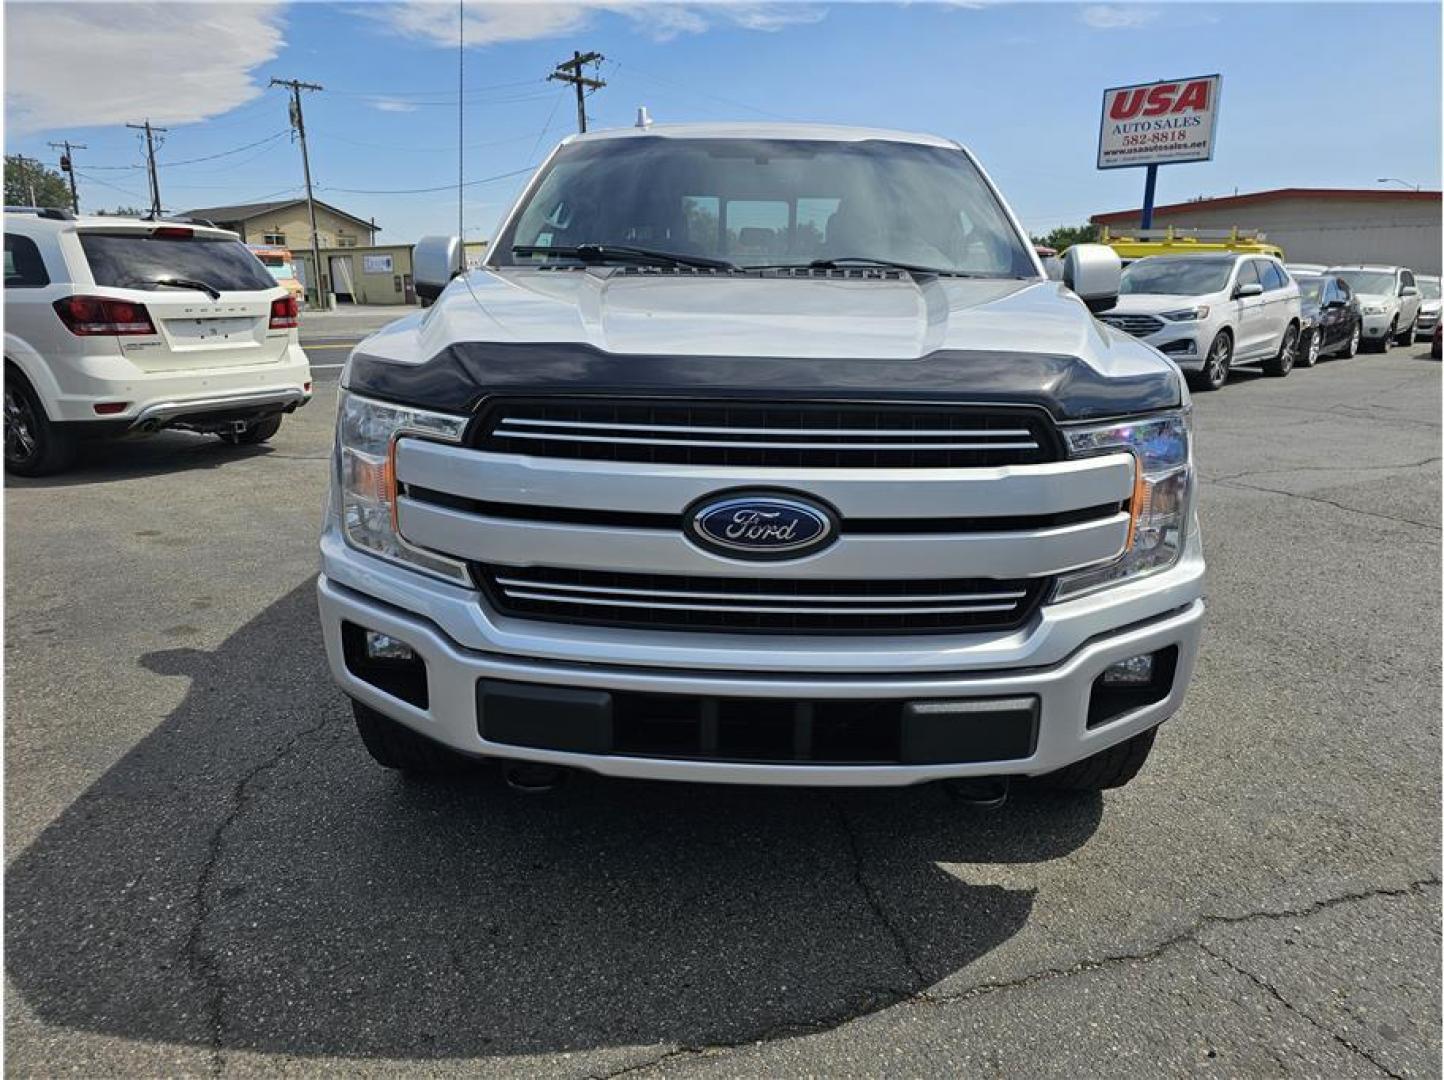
[1196,941,1402,1079]
[1207,456,1442,485]
[831,795,929,990]
[594,878,1440,1079]
[180,709,338,1077]
[1214,477,1441,533]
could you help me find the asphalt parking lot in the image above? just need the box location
[5,325,1440,1076]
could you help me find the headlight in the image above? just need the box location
[335,390,471,584]
[1362,303,1387,315]
[1052,410,1193,601]
[1160,306,1209,321]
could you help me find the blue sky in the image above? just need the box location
[6,1,1440,243]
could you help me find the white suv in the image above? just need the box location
[4,209,312,475]
[1327,265,1422,352]
[1098,253,1302,391]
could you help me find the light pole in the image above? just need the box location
[1376,177,1421,191]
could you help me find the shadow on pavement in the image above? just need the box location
[3,430,276,488]
[6,581,1101,1060]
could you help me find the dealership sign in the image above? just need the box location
[1097,75,1221,170]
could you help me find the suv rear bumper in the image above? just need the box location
[317,547,1205,787]
[45,342,311,424]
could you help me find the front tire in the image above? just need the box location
[1038,726,1158,791]
[1262,322,1298,377]
[219,414,283,446]
[4,368,77,477]
[352,700,475,775]
[1188,330,1232,391]
[1340,320,1361,358]
[1298,326,1322,368]
[1394,318,1417,347]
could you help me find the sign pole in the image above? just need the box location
[1140,164,1158,229]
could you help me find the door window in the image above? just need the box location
[4,234,50,288]
[1401,270,1415,291]
[1234,260,1261,290]
[1259,261,1287,291]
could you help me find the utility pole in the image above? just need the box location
[270,77,329,311]
[548,50,605,134]
[125,120,166,217]
[49,140,86,212]
[12,155,40,206]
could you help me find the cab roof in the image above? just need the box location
[564,122,960,150]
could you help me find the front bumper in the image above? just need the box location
[1360,311,1396,339]
[1415,311,1440,336]
[318,526,1206,786]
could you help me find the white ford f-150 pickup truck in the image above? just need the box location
[318,123,1204,797]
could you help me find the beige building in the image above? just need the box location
[184,198,378,251]
[1091,188,1442,274]
[294,244,417,307]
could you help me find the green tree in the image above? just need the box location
[95,206,147,217]
[1030,223,1099,252]
[4,155,72,209]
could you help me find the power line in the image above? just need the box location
[327,76,544,99]
[549,50,605,134]
[319,164,535,196]
[270,77,328,311]
[458,0,464,255]
[85,130,289,171]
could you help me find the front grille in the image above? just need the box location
[1099,313,1165,337]
[479,565,1048,635]
[475,399,1059,468]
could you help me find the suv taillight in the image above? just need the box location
[52,296,156,336]
[269,295,299,330]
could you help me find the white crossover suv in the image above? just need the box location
[1327,265,1422,352]
[4,209,312,475]
[1413,275,1439,342]
[318,123,1204,800]
[1098,253,1303,391]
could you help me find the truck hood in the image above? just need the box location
[348,268,1182,421]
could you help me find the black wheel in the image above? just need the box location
[1298,326,1322,368]
[1340,320,1361,358]
[219,414,283,446]
[1394,318,1416,347]
[352,700,475,775]
[1188,330,1232,391]
[1371,319,1396,353]
[1263,322,1298,377]
[1039,726,1158,792]
[4,367,77,477]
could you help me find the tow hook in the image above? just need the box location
[946,776,1010,809]
[503,762,570,794]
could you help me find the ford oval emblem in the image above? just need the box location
[687,492,837,561]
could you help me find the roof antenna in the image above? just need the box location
[635,105,653,130]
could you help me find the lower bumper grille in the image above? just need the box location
[479,565,1048,635]
[1099,313,1165,337]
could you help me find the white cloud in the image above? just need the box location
[5,2,286,136]
[371,98,420,112]
[371,1,825,49]
[1079,4,1157,30]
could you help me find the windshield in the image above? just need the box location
[1419,277,1441,300]
[1297,277,1324,303]
[1332,270,1397,296]
[80,233,276,292]
[262,261,294,281]
[493,137,1036,276]
[1120,258,1234,296]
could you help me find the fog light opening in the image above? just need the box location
[1087,646,1178,729]
[341,622,428,708]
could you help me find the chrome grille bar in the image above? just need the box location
[500,590,1021,616]
[497,418,1036,438]
[493,430,1040,451]
[493,576,1029,604]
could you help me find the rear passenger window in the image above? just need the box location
[4,234,49,288]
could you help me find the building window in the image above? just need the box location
[262,232,286,246]
[336,235,357,248]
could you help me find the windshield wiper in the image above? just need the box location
[512,244,738,271]
[148,276,222,300]
[805,257,995,278]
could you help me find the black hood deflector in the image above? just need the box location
[347,342,1180,421]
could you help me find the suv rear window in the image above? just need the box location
[79,233,276,293]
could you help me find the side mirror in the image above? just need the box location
[414,234,463,305]
[1062,243,1121,314]
[1400,285,1419,297]
[1234,282,1264,299]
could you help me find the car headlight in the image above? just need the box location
[1362,303,1387,315]
[1160,306,1209,321]
[335,389,472,584]
[1052,410,1193,601]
